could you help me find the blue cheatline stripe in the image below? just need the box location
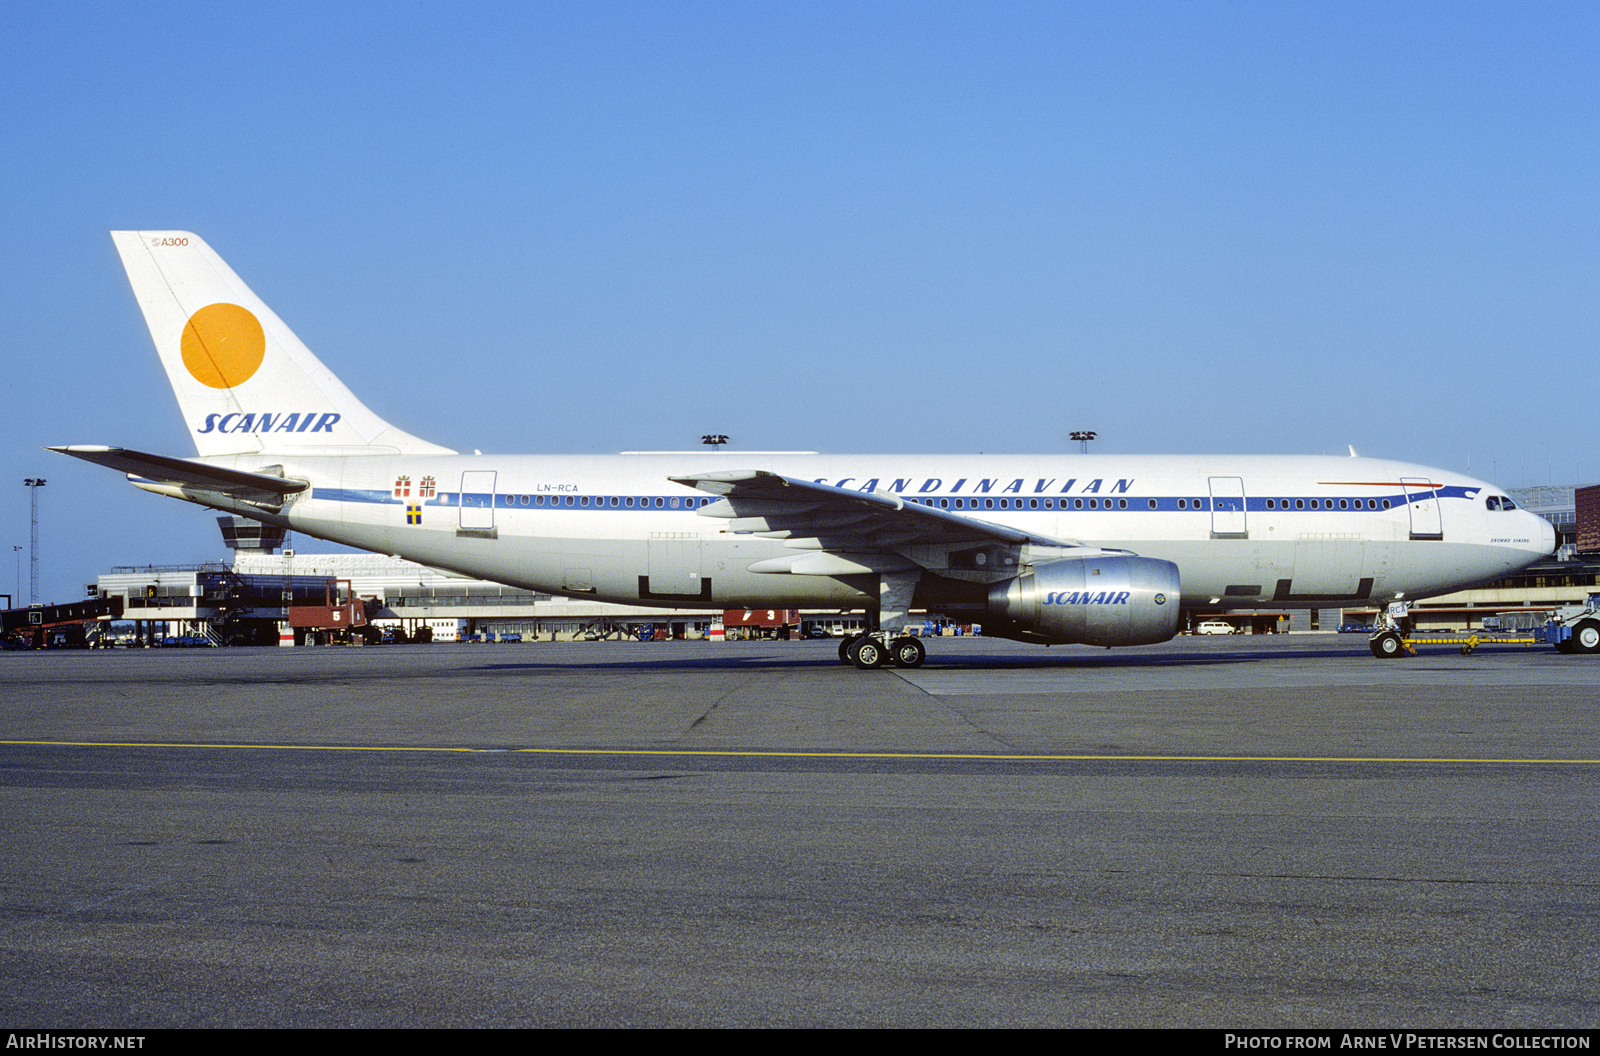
[308,486,1476,513]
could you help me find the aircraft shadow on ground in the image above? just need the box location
[465,644,1369,674]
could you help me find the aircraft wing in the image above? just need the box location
[670,469,1101,576]
[50,445,308,505]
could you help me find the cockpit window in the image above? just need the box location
[1485,495,1517,511]
[1500,496,1517,510]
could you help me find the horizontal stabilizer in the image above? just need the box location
[50,445,308,502]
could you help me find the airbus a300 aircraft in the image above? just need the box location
[55,232,1554,668]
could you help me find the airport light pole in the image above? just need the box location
[11,545,19,608]
[1070,431,1096,454]
[23,479,45,604]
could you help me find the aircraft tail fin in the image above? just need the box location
[111,231,454,458]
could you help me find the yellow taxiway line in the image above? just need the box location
[2,739,1598,764]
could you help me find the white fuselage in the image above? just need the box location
[188,451,1554,615]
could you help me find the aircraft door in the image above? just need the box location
[459,471,496,530]
[1401,478,1443,540]
[1209,477,1248,538]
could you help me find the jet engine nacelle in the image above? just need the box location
[985,555,1181,647]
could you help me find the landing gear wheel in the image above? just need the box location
[850,636,887,669]
[1370,631,1405,659]
[839,635,860,665]
[888,636,926,669]
[1572,620,1600,655]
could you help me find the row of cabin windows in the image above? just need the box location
[480,494,1414,512]
[906,496,1151,511]
[1263,498,1392,511]
[494,495,705,509]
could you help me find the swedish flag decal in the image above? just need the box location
[406,503,422,525]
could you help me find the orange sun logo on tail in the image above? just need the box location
[180,303,265,389]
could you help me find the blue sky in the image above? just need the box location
[2,1,1596,603]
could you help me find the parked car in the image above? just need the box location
[1195,620,1239,635]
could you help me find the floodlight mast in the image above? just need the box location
[23,479,45,604]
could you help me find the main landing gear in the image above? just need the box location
[839,633,926,669]
[838,571,927,670]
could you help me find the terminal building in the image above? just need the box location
[87,487,1600,645]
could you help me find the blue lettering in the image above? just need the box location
[918,478,942,493]
[974,479,996,493]
[835,478,855,489]
[1110,479,1134,494]
[1033,479,1057,493]
[312,413,341,432]
[950,478,967,493]
[1043,590,1134,606]
[1082,479,1102,494]
[1002,479,1023,494]
[858,478,880,493]
[1057,478,1077,494]
[274,413,301,432]
[198,414,221,434]
[890,479,911,493]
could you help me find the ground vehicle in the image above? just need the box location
[1195,620,1238,635]
[1370,595,1600,657]
[1540,593,1600,655]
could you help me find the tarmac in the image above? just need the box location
[1,635,1597,1027]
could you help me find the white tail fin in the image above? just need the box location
[112,231,455,458]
